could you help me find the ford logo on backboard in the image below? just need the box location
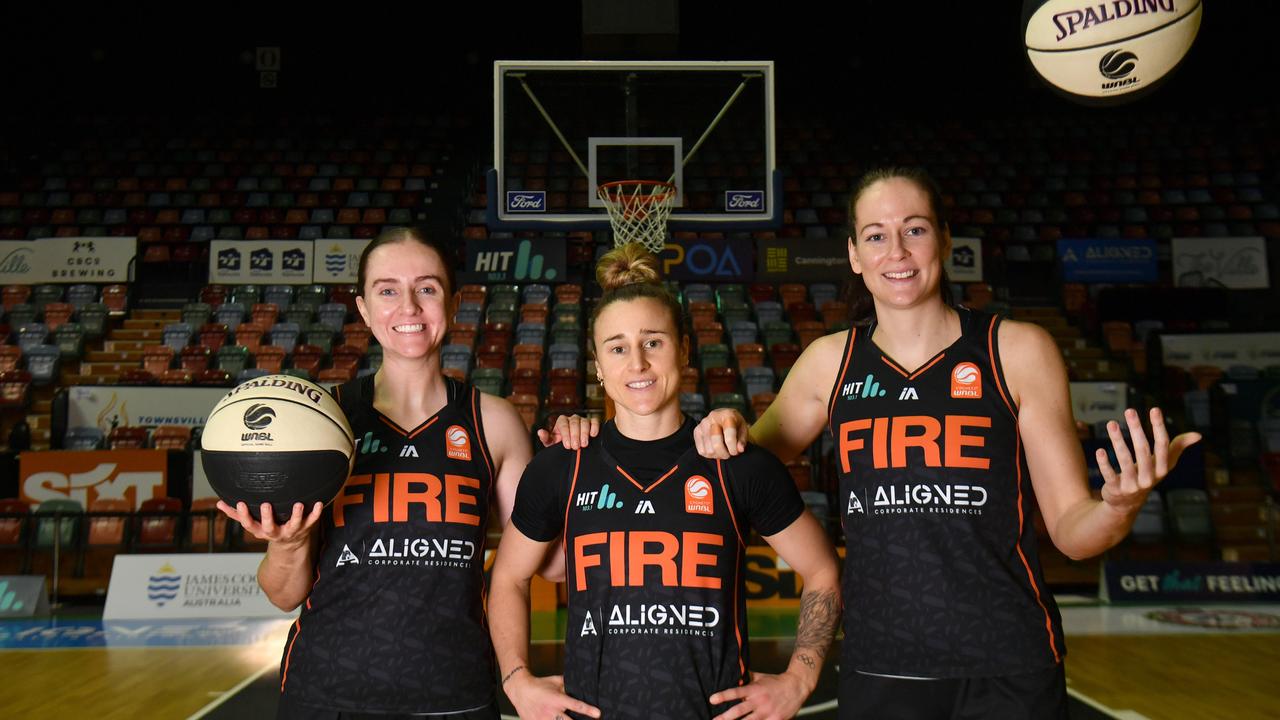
[725,190,764,212]
[506,191,546,213]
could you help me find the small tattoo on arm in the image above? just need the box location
[501,665,524,685]
[798,653,816,669]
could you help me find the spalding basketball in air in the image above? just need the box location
[1023,0,1202,103]
[201,375,354,523]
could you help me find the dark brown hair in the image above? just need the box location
[590,242,686,352]
[356,226,457,297]
[845,166,954,325]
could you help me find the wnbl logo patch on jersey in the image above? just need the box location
[445,425,472,461]
[684,475,713,515]
[950,362,982,399]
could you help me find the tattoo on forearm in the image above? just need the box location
[795,588,839,660]
[798,653,816,669]
[501,665,524,685]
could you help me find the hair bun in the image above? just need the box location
[595,242,662,291]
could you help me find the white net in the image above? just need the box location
[597,181,677,254]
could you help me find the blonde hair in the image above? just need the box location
[590,243,685,351]
[596,242,662,290]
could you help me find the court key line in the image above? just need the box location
[186,660,277,720]
[1067,685,1151,720]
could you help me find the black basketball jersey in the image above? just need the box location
[828,307,1064,678]
[279,374,497,714]
[512,419,804,720]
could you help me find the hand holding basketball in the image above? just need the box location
[217,500,323,548]
[1096,407,1201,515]
[693,408,749,460]
[709,670,809,720]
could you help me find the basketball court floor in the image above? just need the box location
[2,599,1276,719]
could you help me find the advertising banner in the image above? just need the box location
[1057,238,1156,283]
[1172,237,1269,289]
[20,450,169,510]
[312,238,372,284]
[944,236,983,283]
[104,554,296,620]
[1068,382,1130,424]
[0,577,51,618]
[462,237,566,283]
[67,386,227,434]
[1102,562,1280,603]
[1158,333,1280,371]
[662,238,754,282]
[756,237,848,281]
[0,237,136,284]
[209,240,314,284]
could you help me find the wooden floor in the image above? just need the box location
[2,610,1277,719]
[1065,635,1280,720]
[0,628,286,719]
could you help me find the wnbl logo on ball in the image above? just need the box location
[445,425,472,461]
[242,404,276,441]
[506,191,546,213]
[684,475,713,515]
[724,190,764,213]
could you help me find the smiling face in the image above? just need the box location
[354,239,455,363]
[592,296,689,422]
[849,176,951,312]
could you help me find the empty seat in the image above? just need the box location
[214,303,246,331]
[136,497,182,549]
[269,322,301,354]
[182,302,213,328]
[16,323,48,352]
[41,302,75,332]
[0,369,32,406]
[254,346,287,374]
[109,426,150,449]
[162,323,193,352]
[54,323,85,359]
[316,303,347,332]
[77,303,108,338]
[197,323,229,351]
[86,498,131,549]
[290,345,325,379]
[25,345,61,385]
[217,345,251,375]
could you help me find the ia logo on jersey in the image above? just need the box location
[399,444,419,458]
[847,491,864,515]
[634,500,656,515]
[336,544,360,567]
[898,386,919,401]
[445,425,472,461]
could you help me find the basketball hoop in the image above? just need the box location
[597,180,676,254]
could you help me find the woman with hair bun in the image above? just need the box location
[488,243,841,720]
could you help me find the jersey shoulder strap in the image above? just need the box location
[332,373,374,419]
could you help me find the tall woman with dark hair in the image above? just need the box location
[220,227,545,720]
[693,168,1200,718]
[489,243,840,720]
